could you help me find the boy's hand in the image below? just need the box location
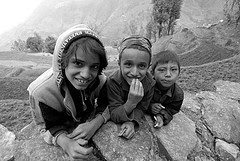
[127,79,144,106]
[118,121,135,139]
[150,103,165,115]
[67,121,96,141]
[154,115,164,128]
[57,133,93,160]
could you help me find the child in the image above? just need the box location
[150,50,184,128]
[27,24,109,160]
[107,35,155,139]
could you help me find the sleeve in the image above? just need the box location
[39,102,69,136]
[159,92,184,125]
[95,82,110,123]
[107,79,131,123]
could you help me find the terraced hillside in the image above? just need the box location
[0,22,240,133]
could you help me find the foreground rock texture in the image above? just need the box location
[1,80,240,161]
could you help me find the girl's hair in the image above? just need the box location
[151,50,180,73]
[62,37,108,74]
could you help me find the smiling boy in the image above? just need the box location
[107,35,155,139]
[150,50,184,128]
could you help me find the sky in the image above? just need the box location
[0,0,42,34]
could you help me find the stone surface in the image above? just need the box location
[146,111,199,161]
[13,122,99,161]
[197,91,240,144]
[0,125,15,161]
[93,120,163,161]
[214,80,240,100]
[215,139,239,160]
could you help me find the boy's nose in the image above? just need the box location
[80,67,91,79]
[165,69,171,77]
[130,66,139,76]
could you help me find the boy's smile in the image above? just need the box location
[154,61,179,88]
[65,47,100,90]
[119,48,150,85]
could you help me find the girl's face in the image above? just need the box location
[119,48,150,85]
[153,61,179,88]
[65,47,100,90]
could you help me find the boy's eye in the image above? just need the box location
[138,64,147,69]
[171,68,179,72]
[124,62,132,67]
[157,68,166,72]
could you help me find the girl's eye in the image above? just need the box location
[91,65,100,71]
[74,61,84,67]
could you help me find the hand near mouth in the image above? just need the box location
[124,79,144,114]
[128,78,144,105]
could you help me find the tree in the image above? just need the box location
[11,39,26,52]
[152,0,183,37]
[44,36,57,54]
[26,32,44,52]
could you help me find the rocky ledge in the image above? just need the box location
[1,80,240,161]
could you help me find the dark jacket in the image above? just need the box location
[107,69,155,126]
[151,83,184,125]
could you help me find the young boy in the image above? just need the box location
[150,50,184,128]
[27,24,109,160]
[107,35,155,139]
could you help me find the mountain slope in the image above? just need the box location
[0,0,226,51]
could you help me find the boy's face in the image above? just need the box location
[153,61,179,88]
[65,47,100,90]
[119,48,150,85]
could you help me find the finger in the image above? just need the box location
[76,138,88,146]
[130,79,136,92]
[139,81,144,96]
[126,130,135,139]
[152,108,159,114]
[135,79,140,91]
[133,79,138,90]
[68,132,86,140]
[155,104,163,110]
[75,146,93,156]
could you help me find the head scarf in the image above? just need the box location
[118,35,152,56]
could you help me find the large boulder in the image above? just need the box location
[93,120,164,161]
[146,111,199,161]
[197,91,240,144]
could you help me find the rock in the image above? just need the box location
[182,91,201,113]
[0,124,15,161]
[197,91,240,144]
[93,120,163,161]
[146,111,199,161]
[214,80,240,100]
[13,122,99,161]
[215,139,239,161]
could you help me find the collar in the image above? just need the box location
[155,83,175,98]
